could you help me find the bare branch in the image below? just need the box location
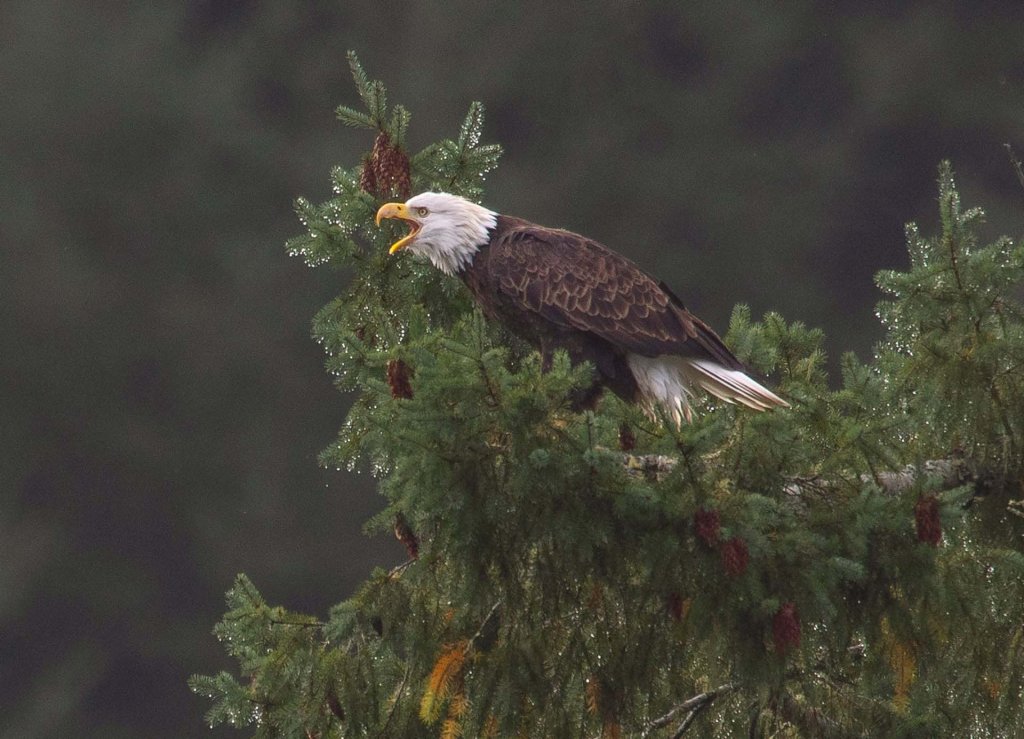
[624,453,975,499]
[861,457,972,496]
[642,682,738,737]
[464,600,502,654]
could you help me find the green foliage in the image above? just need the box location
[411,101,503,201]
[875,161,1024,468]
[189,575,339,737]
[193,57,1024,737]
[335,51,395,133]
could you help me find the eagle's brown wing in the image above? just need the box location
[484,223,744,370]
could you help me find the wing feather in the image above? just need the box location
[485,223,743,369]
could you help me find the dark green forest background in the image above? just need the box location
[2,2,1022,737]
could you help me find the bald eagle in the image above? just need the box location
[376,192,788,424]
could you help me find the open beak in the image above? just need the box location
[375,202,422,254]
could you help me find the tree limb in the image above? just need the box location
[641,682,738,737]
[625,453,975,499]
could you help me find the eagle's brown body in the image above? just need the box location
[460,215,747,409]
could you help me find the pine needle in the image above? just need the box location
[420,641,469,724]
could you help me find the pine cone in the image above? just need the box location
[694,508,721,548]
[361,131,411,200]
[617,422,636,452]
[666,592,685,622]
[353,325,377,348]
[393,512,419,559]
[720,536,749,576]
[772,602,801,654]
[914,494,942,546]
[358,152,378,196]
[386,358,414,400]
[325,682,345,721]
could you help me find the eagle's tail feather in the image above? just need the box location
[684,359,790,412]
[626,354,788,427]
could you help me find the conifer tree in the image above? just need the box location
[191,53,1024,737]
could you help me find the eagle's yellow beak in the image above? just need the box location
[376,202,421,254]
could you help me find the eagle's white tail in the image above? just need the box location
[684,358,789,411]
[628,354,789,426]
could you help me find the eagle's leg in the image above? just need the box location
[540,345,554,373]
[537,338,604,412]
[567,379,606,412]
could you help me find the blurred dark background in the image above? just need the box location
[2,1,1021,736]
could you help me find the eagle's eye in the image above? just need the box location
[416,206,429,217]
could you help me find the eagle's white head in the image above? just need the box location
[376,192,498,276]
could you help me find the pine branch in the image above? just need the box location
[346,51,386,128]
